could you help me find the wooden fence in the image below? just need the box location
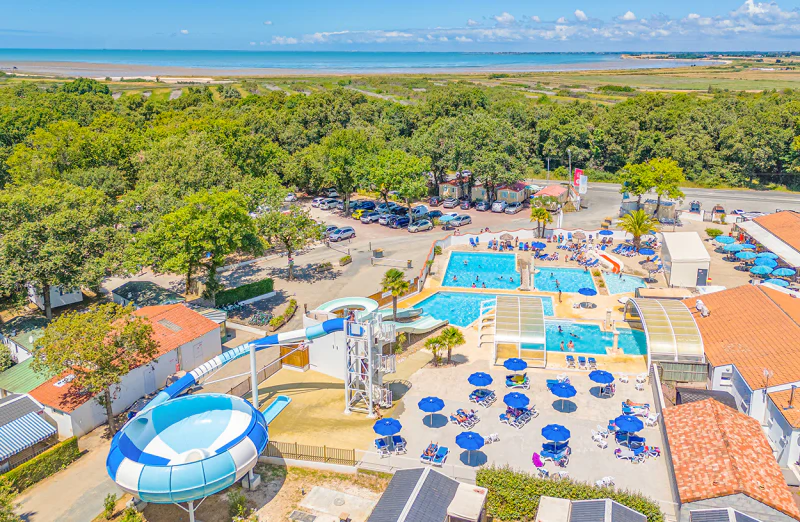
[265,441,357,466]
[365,277,419,307]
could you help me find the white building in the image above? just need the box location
[26,285,83,311]
[30,304,221,438]
[660,232,711,287]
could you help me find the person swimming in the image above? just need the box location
[509,276,514,282]
[555,279,560,288]
[481,282,487,288]
[476,275,479,281]
[464,259,468,266]
[570,333,580,339]
[453,275,458,282]
[558,325,563,333]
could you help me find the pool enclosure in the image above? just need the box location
[624,298,705,370]
[487,295,547,367]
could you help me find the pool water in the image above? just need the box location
[537,321,648,356]
[413,292,554,327]
[534,267,596,293]
[602,272,647,295]
[442,252,520,290]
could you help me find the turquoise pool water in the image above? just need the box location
[603,272,647,295]
[535,321,648,356]
[413,292,554,327]
[534,267,596,293]
[442,252,520,290]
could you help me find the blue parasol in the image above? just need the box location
[740,243,756,250]
[736,251,757,260]
[750,265,773,276]
[456,431,485,466]
[503,392,530,410]
[468,372,493,387]
[638,248,655,256]
[541,424,571,442]
[723,243,745,252]
[549,382,577,411]
[614,414,644,433]
[598,230,614,236]
[772,267,796,277]
[578,287,597,296]
[756,252,778,259]
[373,418,402,437]
[589,370,615,384]
[503,358,528,372]
[418,397,444,413]
[715,235,735,244]
[765,278,790,287]
[755,258,777,268]
[531,242,547,250]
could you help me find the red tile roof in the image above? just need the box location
[664,399,800,519]
[30,305,218,413]
[440,177,469,186]
[683,285,800,389]
[534,185,567,198]
[499,182,528,192]
[753,211,800,252]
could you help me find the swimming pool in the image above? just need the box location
[602,272,647,295]
[442,252,520,290]
[537,321,648,356]
[534,267,596,293]
[412,292,554,327]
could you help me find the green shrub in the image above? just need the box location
[318,261,333,271]
[433,245,442,256]
[120,507,144,522]
[269,299,298,330]
[215,278,274,307]
[269,315,284,328]
[227,489,248,518]
[103,493,117,519]
[592,270,601,277]
[705,228,723,238]
[597,84,636,93]
[285,299,298,317]
[340,255,352,264]
[5,437,80,493]
[476,466,663,522]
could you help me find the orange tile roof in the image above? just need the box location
[754,211,800,252]
[30,305,218,413]
[534,185,567,198]
[664,399,800,519]
[769,390,800,428]
[683,285,800,389]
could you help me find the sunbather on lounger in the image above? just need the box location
[423,444,437,458]
[625,399,649,408]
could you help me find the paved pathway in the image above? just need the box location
[17,429,120,522]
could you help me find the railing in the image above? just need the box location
[225,359,282,397]
[265,441,357,466]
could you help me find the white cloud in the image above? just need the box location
[687,13,701,19]
[263,21,272,26]
[456,35,473,42]
[575,10,588,21]
[249,41,256,45]
[271,36,298,45]
[556,16,568,24]
[439,36,449,41]
[180,29,189,34]
[531,16,541,23]
[621,11,637,21]
[493,12,516,25]
[467,19,479,26]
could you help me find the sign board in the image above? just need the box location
[579,175,588,195]
[573,168,583,187]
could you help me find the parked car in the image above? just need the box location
[391,206,409,216]
[319,198,338,210]
[429,196,442,207]
[428,210,444,221]
[451,215,472,227]
[378,213,394,226]
[527,184,543,193]
[408,219,434,233]
[324,225,338,237]
[360,211,381,223]
[329,227,355,241]
[491,201,508,213]
[377,202,399,213]
[390,216,411,229]
[731,209,745,215]
[442,198,459,209]
[505,202,524,214]
[475,200,491,211]
[311,197,325,207]
[459,199,472,210]
[351,209,366,220]
[352,201,376,211]
[438,212,460,223]
[284,192,297,202]
[410,205,429,219]
[324,188,339,198]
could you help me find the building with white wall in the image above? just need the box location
[26,285,83,311]
[661,232,711,287]
[29,304,221,438]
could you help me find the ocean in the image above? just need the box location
[0,49,712,73]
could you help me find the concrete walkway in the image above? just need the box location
[17,428,120,522]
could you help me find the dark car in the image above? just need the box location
[352,200,376,211]
[442,198,459,209]
[391,206,409,216]
[460,199,472,210]
[390,216,411,229]
[360,211,381,223]
[475,200,491,211]
[429,196,442,207]
[428,210,444,221]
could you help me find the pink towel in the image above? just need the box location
[532,452,544,468]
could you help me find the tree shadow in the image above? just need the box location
[386,379,412,400]
[422,413,448,429]
[260,264,342,284]
[459,449,488,467]
[449,354,470,365]
[552,399,578,413]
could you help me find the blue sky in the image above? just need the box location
[2,0,800,51]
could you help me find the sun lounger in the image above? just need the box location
[595,476,615,487]
[375,438,390,457]
[392,435,407,455]
[505,373,530,389]
[588,357,597,370]
[578,356,588,370]
[420,443,438,464]
[615,446,645,463]
[469,238,476,248]
[644,412,660,427]
[566,355,576,368]
[432,446,449,466]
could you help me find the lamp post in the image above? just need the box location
[567,149,572,183]
[763,368,774,425]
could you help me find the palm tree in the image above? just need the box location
[619,209,660,249]
[439,326,465,364]
[424,336,443,367]
[381,268,410,321]
[529,207,553,238]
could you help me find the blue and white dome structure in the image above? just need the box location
[107,317,348,514]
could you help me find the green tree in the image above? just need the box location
[529,207,553,238]
[64,166,128,201]
[618,162,656,206]
[367,149,430,206]
[257,207,324,280]
[32,303,159,434]
[619,209,660,249]
[0,346,13,373]
[134,190,261,298]
[380,268,410,321]
[438,326,465,364]
[60,78,111,95]
[424,336,443,367]
[0,181,119,320]
[314,128,376,214]
[0,478,21,522]
[649,158,686,215]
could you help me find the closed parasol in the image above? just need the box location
[572,231,586,240]
[642,262,659,272]
[500,233,514,241]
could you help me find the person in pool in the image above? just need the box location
[453,275,458,282]
[568,340,575,351]
[570,333,580,339]
[481,282,487,288]
[560,340,565,351]
[464,259,468,266]
[558,325,563,333]
[472,283,477,288]
[555,279,560,288]
[476,275,479,281]
[509,276,514,283]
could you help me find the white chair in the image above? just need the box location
[645,412,660,427]
[635,381,645,392]
[591,429,607,440]
[595,476,615,488]
[484,433,500,445]
[635,373,648,384]
[554,471,570,480]
[594,437,608,449]
[618,374,630,384]
[596,424,610,437]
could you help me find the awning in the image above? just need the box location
[494,295,545,345]
[0,412,56,460]
[625,299,704,363]
[738,220,800,268]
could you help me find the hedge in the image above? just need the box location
[5,437,81,492]
[705,228,723,238]
[476,466,664,522]
[215,278,274,307]
[269,299,298,329]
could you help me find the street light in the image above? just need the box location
[567,149,572,182]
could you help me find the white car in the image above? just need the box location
[505,202,524,214]
[311,197,326,207]
[451,215,472,227]
[491,201,508,213]
[437,212,460,223]
[319,198,338,210]
[284,192,297,202]
[410,205,429,219]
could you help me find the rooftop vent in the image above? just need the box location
[158,319,182,332]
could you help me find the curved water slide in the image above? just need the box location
[316,296,446,334]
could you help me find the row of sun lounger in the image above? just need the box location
[449,408,480,429]
[420,443,449,466]
[375,435,407,457]
[566,355,597,370]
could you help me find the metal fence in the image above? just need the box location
[265,441,357,466]
[225,360,282,397]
